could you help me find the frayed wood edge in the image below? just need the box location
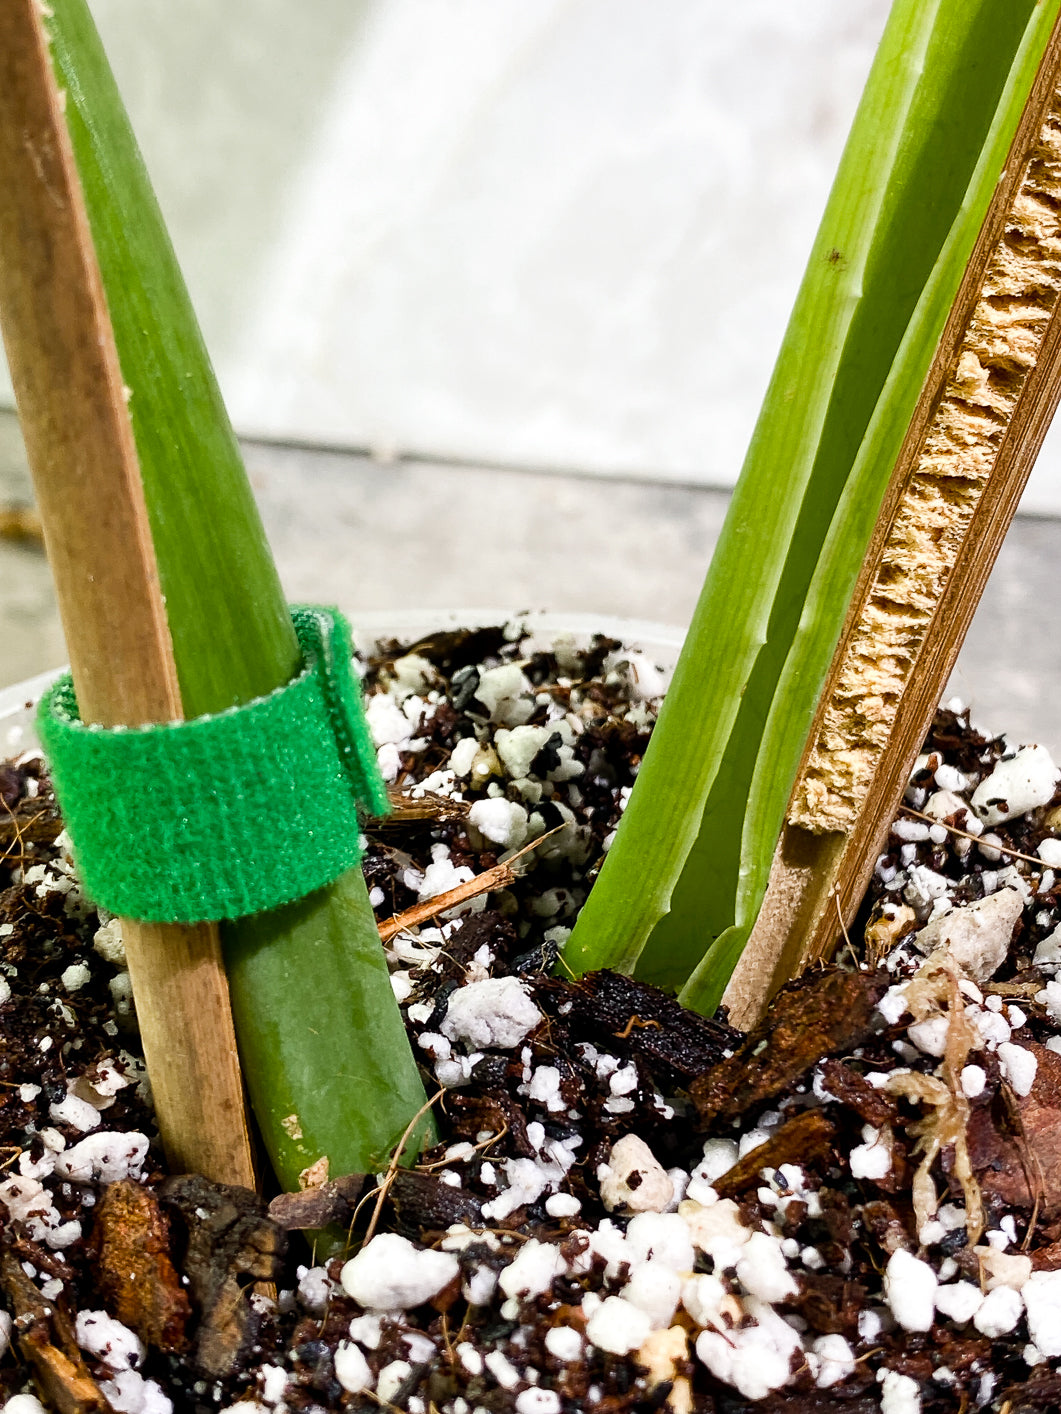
[725,24,1061,1030]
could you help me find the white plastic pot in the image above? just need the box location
[0,609,685,753]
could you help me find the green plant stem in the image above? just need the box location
[564,0,1060,1010]
[44,0,431,1186]
[678,1,1061,1016]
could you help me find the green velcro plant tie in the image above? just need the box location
[37,605,389,923]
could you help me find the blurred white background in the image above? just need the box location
[0,0,1057,753]
[5,0,1059,511]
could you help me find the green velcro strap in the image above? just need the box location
[36,605,389,924]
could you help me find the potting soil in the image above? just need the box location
[0,623,1058,1413]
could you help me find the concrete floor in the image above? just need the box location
[0,409,1057,756]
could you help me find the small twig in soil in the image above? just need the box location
[0,800,38,870]
[426,1227,532,1251]
[834,888,861,970]
[613,1015,662,1040]
[553,950,579,981]
[439,1309,455,1367]
[359,1088,446,1246]
[997,1077,1045,1249]
[900,806,1053,871]
[416,1124,508,1172]
[378,866,518,942]
[0,802,64,871]
[380,788,470,827]
[984,981,1048,998]
[377,826,563,943]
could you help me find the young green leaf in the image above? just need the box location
[564,0,1061,1009]
[43,0,432,1185]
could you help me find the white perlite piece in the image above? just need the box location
[680,1197,752,1269]
[440,977,541,1050]
[934,1281,984,1324]
[808,1334,855,1390]
[625,1212,696,1273]
[74,1062,131,1109]
[620,1262,681,1330]
[545,1192,581,1218]
[879,1369,922,1414]
[49,1091,102,1134]
[913,887,1023,981]
[515,1391,561,1414]
[960,1065,987,1099]
[494,725,551,779]
[340,1233,458,1310]
[0,1175,79,1250]
[615,651,666,702]
[734,1231,797,1302]
[60,962,91,992]
[907,1016,949,1057]
[973,1285,1023,1337]
[75,1311,145,1371]
[695,1297,801,1401]
[498,1239,566,1299]
[54,1132,148,1184]
[257,1365,288,1407]
[682,1273,728,1327]
[884,1249,937,1332]
[484,1350,521,1389]
[296,1266,335,1315]
[544,1325,583,1362]
[1022,1270,1061,1357]
[468,797,528,849]
[376,1362,412,1405]
[98,1371,173,1414]
[849,1126,892,1181]
[692,1137,739,1187]
[333,1341,374,1394]
[447,736,479,777]
[585,1296,653,1355]
[388,654,436,700]
[475,665,535,725]
[366,693,414,748]
[417,845,474,901]
[877,985,912,1026]
[1036,924,1061,970]
[1039,979,1061,1024]
[997,1042,1038,1097]
[598,1135,674,1213]
[455,1342,483,1376]
[972,745,1060,825]
[93,918,125,966]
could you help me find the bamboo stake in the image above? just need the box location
[0,0,254,1185]
[724,18,1061,1028]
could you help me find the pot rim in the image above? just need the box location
[0,608,686,753]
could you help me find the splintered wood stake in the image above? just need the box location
[724,15,1061,1029]
[0,0,255,1185]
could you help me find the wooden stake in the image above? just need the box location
[724,21,1061,1028]
[0,0,254,1185]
